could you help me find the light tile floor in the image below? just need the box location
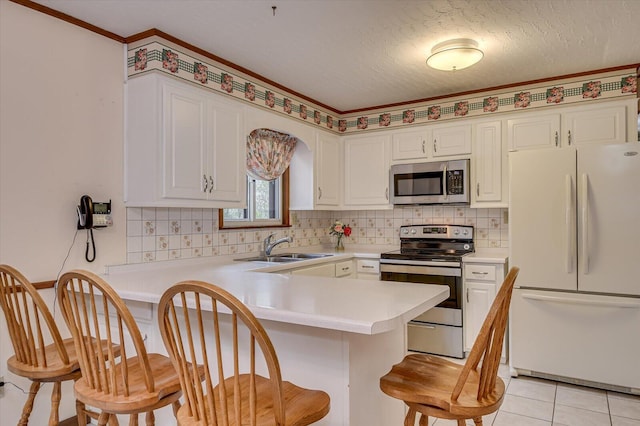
[420,364,640,426]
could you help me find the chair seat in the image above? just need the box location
[380,354,505,416]
[177,374,330,426]
[75,353,183,414]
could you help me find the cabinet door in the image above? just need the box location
[508,113,560,151]
[343,135,391,206]
[432,124,471,157]
[208,96,245,203]
[391,128,429,160]
[162,82,208,200]
[290,263,336,277]
[472,121,503,205]
[463,281,495,352]
[562,104,627,146]
[315,132,341,206]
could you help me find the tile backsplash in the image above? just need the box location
[126,206,508,264]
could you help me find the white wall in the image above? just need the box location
[0,1,126,422]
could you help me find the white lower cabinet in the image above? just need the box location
[290,262,336,277]
[335,260,355,278]
[356,259,380,280]
[463,262,506,356]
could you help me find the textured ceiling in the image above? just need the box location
[30,0,640,112]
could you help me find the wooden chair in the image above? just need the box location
[158,280,330,426]
[57,269,183,426]
[380,266,520,426]
[0,264,116,425]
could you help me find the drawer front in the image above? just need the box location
[464,264,496,281]
[407,322,464,358]
[357,259,380,274]
[335,260,355,277]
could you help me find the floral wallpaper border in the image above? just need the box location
[127,38,637,135]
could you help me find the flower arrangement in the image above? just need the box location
[329,221,351,250]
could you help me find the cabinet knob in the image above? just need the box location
[422,140,426,153]
[476,182,480,197]
[209,176,214,193]
[318,187,322,200]
[568,130,572,146]
[203,174,208,192]
[555,131,559,147]
[433,140,437,152]
[385,187,389,200]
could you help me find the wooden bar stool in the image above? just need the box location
[380,267,519,426]
[158,280,330,425]
[57,269,185,426]
[0,264,118,425]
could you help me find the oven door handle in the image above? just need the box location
[380,258,461,268]
[380,263,461,277]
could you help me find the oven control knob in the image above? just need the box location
[402,228,408,234]
[453,229,460,235]
[463,229,469,235]
[410,229,417,234]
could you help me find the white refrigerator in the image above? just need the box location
[509,142,640,392]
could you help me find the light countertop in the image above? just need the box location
[102,247,448,335]
[462,248,509,264]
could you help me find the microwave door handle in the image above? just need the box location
[442,165,448,199]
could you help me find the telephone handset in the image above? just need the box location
[76,195,112,263]
[78,195,93,228]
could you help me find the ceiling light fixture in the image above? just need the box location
[426,38,484,71]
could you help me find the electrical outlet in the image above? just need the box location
[0,375,4,397]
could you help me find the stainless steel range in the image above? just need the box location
[380,224,474,358]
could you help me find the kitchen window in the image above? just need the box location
[219,169,290,229]
[220,128,296,229]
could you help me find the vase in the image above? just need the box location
[335,235,344,251]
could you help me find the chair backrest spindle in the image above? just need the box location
[0,265,69,370]
[57,270,155,398]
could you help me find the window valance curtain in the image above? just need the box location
[246,128,298,181]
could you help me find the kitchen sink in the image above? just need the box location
[237,256,302,263]
[236,253,334,263]
[275,253,334,259]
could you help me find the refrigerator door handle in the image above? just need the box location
[565,174,573,273]
[581,173,589,274]
[521,293,640,309]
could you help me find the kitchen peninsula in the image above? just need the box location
[101,252,449,426]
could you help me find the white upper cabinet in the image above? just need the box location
[431,123,472,157]
[315,132,341,206]
[561,103,628,146]
[343,134,391,208]
[508,99,634,151]
[161,82,209,200]
[208,95,245,202]
[126,73,245,208]
[472,120,506,207]
[507,113,561,151]
[391,127,430,161]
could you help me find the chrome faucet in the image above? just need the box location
[263,233,293,256]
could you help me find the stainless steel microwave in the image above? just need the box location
[389,160,470,205]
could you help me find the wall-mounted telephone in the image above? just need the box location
[77,195,112,229]
[76,195,112,263]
